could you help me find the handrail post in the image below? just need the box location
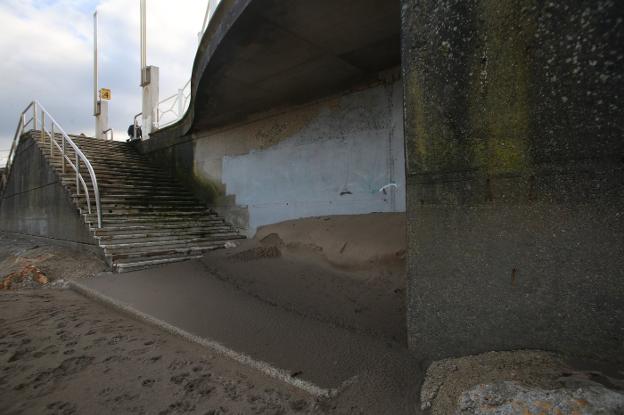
[33,103,38,131]
[62,136,66,173]
[76,152,80,196]
[97,202,102,228]
[41,111,45,146]
[50,124,54,157]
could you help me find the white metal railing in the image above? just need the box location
[135,0,221,138]
[133,112,142,140]
[1,101,103,228]
[156,79,191,129]
[103,128,114,141]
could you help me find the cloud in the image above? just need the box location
[0,0,209,163]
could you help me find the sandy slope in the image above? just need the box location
[0,290,331,415]
[203,213,407,342]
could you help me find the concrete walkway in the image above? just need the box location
[71,260,422,413]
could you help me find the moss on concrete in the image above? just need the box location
[190,164,222,204]
[469,0,535,175]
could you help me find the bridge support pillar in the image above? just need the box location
[401,0,624,364]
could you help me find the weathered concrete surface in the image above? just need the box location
[142,80,405,234]
[402,0,624,363]
[0,135,94,245]
[420,350,624,414]
[148,0,400,140]
[138,0,404,234]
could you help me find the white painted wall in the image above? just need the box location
[215,80,405,234]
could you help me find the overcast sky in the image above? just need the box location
[0,0,209,163]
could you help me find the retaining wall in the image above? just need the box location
[140,79,406,235]
[0,135,94,245]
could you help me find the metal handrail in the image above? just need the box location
[133,113,142,140]
[156,79,191,129]
[103,128,114,141]
[2,101,103,228]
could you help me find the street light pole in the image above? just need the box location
[140,0,159,138]
[93,11,99,117]
[140,0,146,80]
[93,10,109,139]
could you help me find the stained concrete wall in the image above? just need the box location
[402,0,624,363]
[141,79,406,235]
[0,135,95,245]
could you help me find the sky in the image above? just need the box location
[0,0,210,163]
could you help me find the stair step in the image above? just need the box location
[74,195,197,203]
[91,207,211,215]
[86,209,214,216]
[87,214,220,224]
[114,254,207,273]
[27,130,246,273]
[91,217,222,227]
[101,234,244,250]
[59,172,174,181]
[96,227,234,241]
[93,223,227,236]
[90,202,201,210]
[62,181,184,192]
[62,179,181,188]
[48,160,158,172]
[41,146,142,157]
[39,145,141,159]
[107,242,229,260]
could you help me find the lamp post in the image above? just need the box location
[140,0,159,138]
[93,11,109,140]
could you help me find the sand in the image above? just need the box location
[202,213,407,342]
[253,213,407,271]
[0,229,418,414]
[0,289,327,414]
[0,232,106,285]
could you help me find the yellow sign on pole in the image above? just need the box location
[100,88,112,101]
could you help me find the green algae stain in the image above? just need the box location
[192,166,221,203]
[405,67,461,175]
[470,0,535,175]
[405,70,433,173]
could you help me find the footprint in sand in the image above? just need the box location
[46,400,78,414]
[141,379,156,387]
[183,375,215,397]
[159,401,196,415]
[170,373,189,385]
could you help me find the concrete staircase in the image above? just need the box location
[30,131,244,272]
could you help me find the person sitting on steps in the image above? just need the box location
[127,124,142,142]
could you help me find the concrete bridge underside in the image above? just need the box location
[150,0,401,141]
[142,0,624,367]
